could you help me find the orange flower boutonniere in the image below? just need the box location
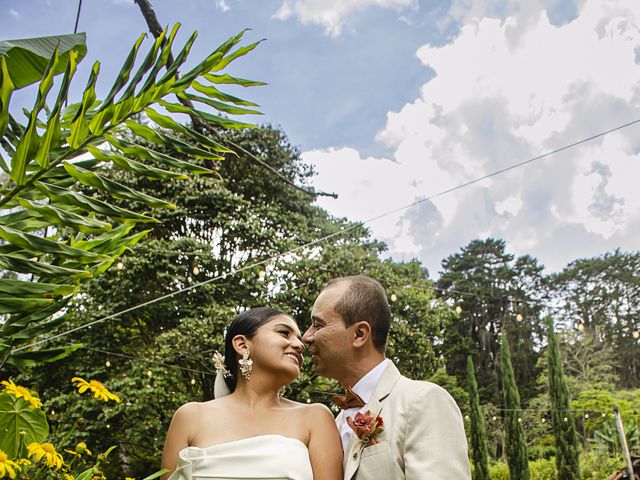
[346,410,384,447]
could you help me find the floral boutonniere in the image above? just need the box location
[346,410,384,448]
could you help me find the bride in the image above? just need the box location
[161,307,343,480]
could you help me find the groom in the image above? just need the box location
[303,275,471,480]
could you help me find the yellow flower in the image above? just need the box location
[75,441,92,456]
[0,450,20,479]
[71,377,120,403]
[15,459,30,466]
[1,379,42,409]
[27,442,63,470]
[64,475,75,480]
[125,477,135,480]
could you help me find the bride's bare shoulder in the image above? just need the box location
[172,398,226,420]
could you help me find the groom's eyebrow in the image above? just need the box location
[310,315,325,326]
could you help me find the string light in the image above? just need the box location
[192,266,200,275]
[146,370,153,378]
[258,268,266,281]
[190,378,196,385]
[578,323,585,331]
[105,360,111,367]
[455,306,462,314]
[516,313,523,321]
[541,418,546,423]
[633,331,639,339]
[116,260,124,270]
[390,293,397,302]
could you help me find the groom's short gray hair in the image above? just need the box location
[325,275,391,352]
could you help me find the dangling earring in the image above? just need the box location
[239,351,253,380]
[278,386,286,397]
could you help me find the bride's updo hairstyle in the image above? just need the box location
[222,307,288,392]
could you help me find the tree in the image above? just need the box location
[546,317,580,480]
[549,250,640,387]
[500,334,530,480]
[467,355,491,480]
[437,239,546,404]
[0,26,263,370]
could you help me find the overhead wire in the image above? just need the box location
[11,117,640,353]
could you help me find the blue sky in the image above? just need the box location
[2,0,639,276]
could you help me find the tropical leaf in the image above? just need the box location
[4,344,82,370]
[0,24,261,370]
[63,162,175,208]
[0,32,86,89]
[0,393,49,458]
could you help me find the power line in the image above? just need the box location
[12,117,640,353]
[76,344,214,376]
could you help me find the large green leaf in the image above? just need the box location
[0,56,15,140]
[0,32,87,89]
[0,392,49,458]
[0,253,92,279]
[88,145,188,180]
[0,278,78,297]
[0,297,54,314]
[0,224,110,263]
[17,198,113,234]
[63,162,176,208]
[35,181,158,223]
[107,137,215,174]
[4,344,82,370]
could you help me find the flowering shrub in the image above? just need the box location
[0,378,165,480]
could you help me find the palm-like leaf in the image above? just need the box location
[0,24,263,369]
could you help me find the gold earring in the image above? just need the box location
[239,351,253,380]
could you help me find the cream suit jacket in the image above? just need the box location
[338,361,471,480]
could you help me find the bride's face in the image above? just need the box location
[248,315,304,380]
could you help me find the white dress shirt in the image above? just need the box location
[339,358,390,453]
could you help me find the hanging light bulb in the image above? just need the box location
[584,413,589,419]
[192,266,200,275]
[517,417,522,423]
[105,360,111,368]
[390,293,397,302]
[116,260,124,270]
[541,418,546,423]
[492,416,497,421]
[516,313,523,322]
[147,370,153,378]
[258,268,266,281]
[455,306,462,314]
[464,415,470,420]
[563,417,568,422]
[633,331,639,339]
[190,378,196,385]
[578,323,585,331]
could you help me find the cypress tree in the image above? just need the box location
[546,317,580,480]
[500,334,530,480]
[467,355,492,480]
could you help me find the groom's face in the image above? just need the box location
[303,284,354,382]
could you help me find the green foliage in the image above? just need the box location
[501,334,530,480]
[0,391,48,457]
[546,317,580,479]
[0,33,87,90]
[549,250,640,388]
[0,24,262,370]
[437,239,546,405]
[467,356,492,480]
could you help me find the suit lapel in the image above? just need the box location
[343,361,402,480]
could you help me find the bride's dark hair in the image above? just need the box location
[222,307,287,392]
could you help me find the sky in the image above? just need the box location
[1,0,639,277]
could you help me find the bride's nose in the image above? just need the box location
[291,337,304,352]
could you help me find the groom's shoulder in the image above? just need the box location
[393,375,459,405]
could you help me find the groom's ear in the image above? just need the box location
[352,321,372,348]
[231,335,250,355]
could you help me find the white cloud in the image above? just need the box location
[305,0,640,274]
[273,0,417,36]
[9,9,20,18]
[214,0,231,12]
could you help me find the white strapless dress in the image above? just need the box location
[168,434,313,480]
